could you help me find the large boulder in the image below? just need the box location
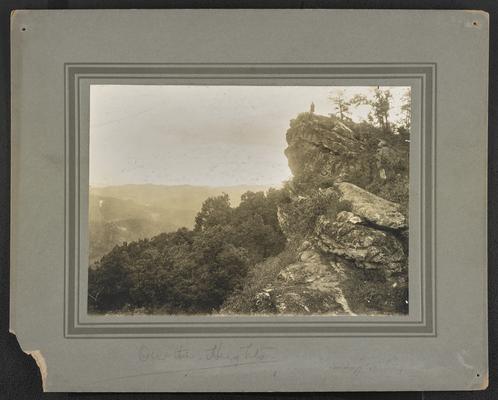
[334,182,407,229]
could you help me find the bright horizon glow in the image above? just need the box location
[89,85,410,187]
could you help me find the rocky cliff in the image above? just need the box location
[223,113,409,315]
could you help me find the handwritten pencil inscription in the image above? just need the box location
[138,342,277,366]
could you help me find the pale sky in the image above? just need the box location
[89,85,410,187]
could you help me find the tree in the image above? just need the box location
[189,225,250,310]
[329,90,351,121]
[194,193,232,232]
[352,88,393,132]
[231,190,286,262]
[400,88,411,131]
[88,244,135,311]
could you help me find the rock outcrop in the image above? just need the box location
[223,112,409,315]
[285,114,373,186]
[251,246,353,315]
[285,113,409,211]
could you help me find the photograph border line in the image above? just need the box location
[64,63,436,338]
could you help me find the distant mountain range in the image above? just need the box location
[88,184,272,263]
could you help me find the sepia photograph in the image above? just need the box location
[8,9,489,393]
[87,85,411,316]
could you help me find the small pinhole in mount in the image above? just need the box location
[472,21,479,27]
[477,373,480,377]
[21,27,26,32]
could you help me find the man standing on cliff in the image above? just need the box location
[310,102,315,114]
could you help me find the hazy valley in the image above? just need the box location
[89,184,271,263]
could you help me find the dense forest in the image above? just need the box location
[88,88,410,315]
[88,189,288,313]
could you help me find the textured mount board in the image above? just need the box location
[10,10,488,391]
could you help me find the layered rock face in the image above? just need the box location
[224,112,409,315]
[285,114,371,185]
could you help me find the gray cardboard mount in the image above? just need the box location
[10,10,488,391]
